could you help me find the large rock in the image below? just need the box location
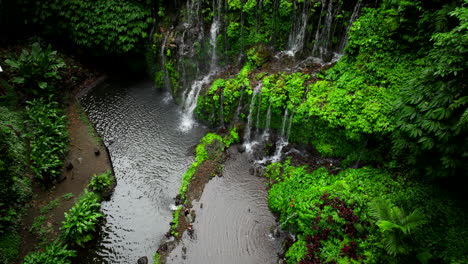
[137,256,148,264]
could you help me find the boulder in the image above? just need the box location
[137,256,148,264]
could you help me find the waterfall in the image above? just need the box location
[279,109,288,138]
[338,1,362,52]
[311,0,327,57]
[270,109,289,162]
[179,0,222,131]
[255,89,262,130]
[285,1,309,57]
[243,83,263,152]
[209,0,222,69]
[322,0,334,59]
[286,110,295,141]
[160,31,171,90]
[262,105,271,141]
[232,92,244,126]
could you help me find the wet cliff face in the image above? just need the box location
[153,0,369,101]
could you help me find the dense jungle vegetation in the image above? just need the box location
[0,0,467,263]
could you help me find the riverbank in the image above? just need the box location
[18,100,113,262]
[0,41,114,263]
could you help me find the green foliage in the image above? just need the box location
[22,242,76,264]
[29,216,51,239]
[4,42,65,96]
[0,231,20,264]
[39,198,60,215]
[20,0,151,53]
[178,131,237,202]
[25,97,68,182]
[246,44,269,68]
[170,206,182,237]
[61,190,103,247]
[62,193,74,201]
[0,107,29,234]
[267,161,468,263]
[179,133,224,200]
[369,199,425,257]
[153,252,161,264]
[196,65,252,127]
[392,2,468,178]
[88,170,112,192]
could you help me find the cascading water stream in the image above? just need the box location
[270,109,289,162]
[243,83,262,152]
[231,92,244,126]
[262,105,271,141]
[320,0,334,58]
[161,30,172,90]
[338,1,362,52]
[285,1,309,57]
[179,0,222,131]
[255,89,262,131]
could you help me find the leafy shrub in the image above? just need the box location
[61,190,103,247]
[25,97,68,182]
[21,0,151,53]
[4,42,65,96]
[88,170,112,192]
[23,242,75,264]
[246,44,270,68]
[0,231,20,264]
[267,160,468,263]
[170,206,182,237]
[0,106,32,233]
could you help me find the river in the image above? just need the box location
[80,77,282,263]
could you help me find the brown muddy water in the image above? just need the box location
[167,147,283,264]
[80,78,282,263]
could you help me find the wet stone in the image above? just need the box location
[137,256,148,264]
[57,174,67,183]
[94,147,100,156]
[65,161,73,171]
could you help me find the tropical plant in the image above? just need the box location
[61,190,103,247]
[22,242,76,264]
[19,0,152,54]
[369,199,425,257]
[392,2,468,178]
[4,42,65,96]
[88,170,112,192]
[25,97,68,182]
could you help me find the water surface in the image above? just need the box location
[81,78,207,263]
[167,147,283,264]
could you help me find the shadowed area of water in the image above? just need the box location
[80,78,207,263]
[167,147,283,264]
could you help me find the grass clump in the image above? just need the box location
[60,190,103,247]
[88,170,112,192]
[170,206,182,237]
[25,97,68,183]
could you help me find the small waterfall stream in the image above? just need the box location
[338,1,363,52]
[80,1,370,262]
[285,0,309,56]
[179,0,222,131]
[243,83,262,152]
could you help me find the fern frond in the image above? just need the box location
[369,199,393,221]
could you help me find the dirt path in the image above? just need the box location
[18,101,112,262]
